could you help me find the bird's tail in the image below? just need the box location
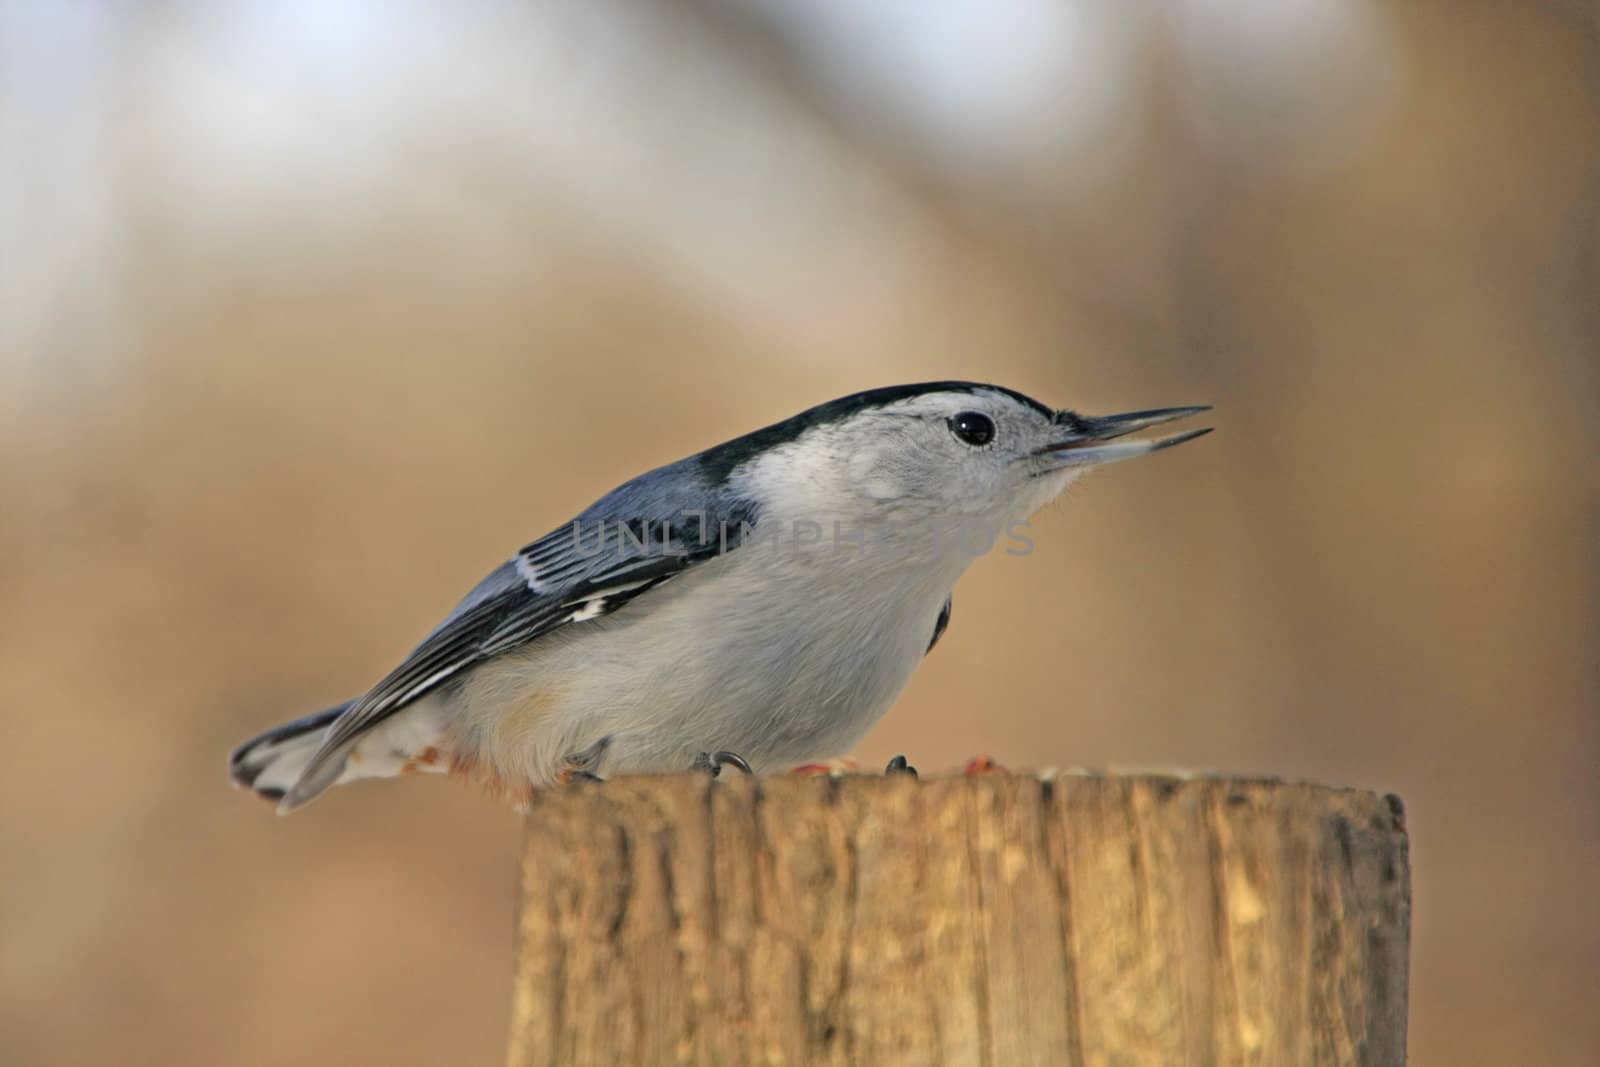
[228,703,352,805]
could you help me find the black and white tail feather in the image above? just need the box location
[228,703,351,803]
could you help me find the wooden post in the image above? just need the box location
[506,774,1409,1066]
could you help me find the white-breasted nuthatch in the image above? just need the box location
[230,382,1210,813]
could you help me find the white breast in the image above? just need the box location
[450,528,961,787]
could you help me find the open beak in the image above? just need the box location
[1034,406,1212,470]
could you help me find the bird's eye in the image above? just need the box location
[948,411,995,447]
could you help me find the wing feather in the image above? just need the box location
[281,491,757,808]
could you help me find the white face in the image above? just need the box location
[735,385,1208,560]
[732,388,1079,545]
[828,388,1080,525]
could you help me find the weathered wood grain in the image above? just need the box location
[507,774,1409,1067]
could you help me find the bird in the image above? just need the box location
[229,382,1210,813]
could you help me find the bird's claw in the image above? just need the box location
[559,736,611,784]
[693,750,753,778]
[885,754,918,778]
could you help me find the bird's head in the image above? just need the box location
[715,381,1206,518]
[701,382,1210,564]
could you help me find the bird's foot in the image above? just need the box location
[963,754,1006,776]
[693,750,753,778]
[558,736,612,784]
[885,754,918,778]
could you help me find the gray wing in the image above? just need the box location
[284,473,759,805]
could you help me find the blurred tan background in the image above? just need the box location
[2,1,1596,1064]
